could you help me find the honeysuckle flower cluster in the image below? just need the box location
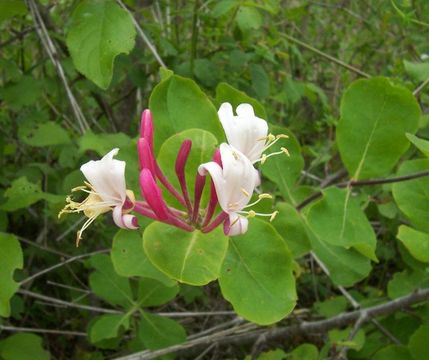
[60,103,288,244]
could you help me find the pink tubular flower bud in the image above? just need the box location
[139,168,169,221]
[137,138,156,175]
[140,109,154,151]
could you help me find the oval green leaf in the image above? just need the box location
[143,223,229,285]
[397,225,429,263]
[337,77,420,179]
[66,0,136,89]
[219,219,296,325]
[149,74,224,151]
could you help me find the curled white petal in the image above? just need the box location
[218,102,268,162]
[80,148,126,205]
[199,143,257,214]
[225,213,248,236]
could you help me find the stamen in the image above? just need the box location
[237,209,279,221]
[232,151,240,160]
[241,188,250,197]
[276,134,289,139]
[242,193,273,209]
[270,211,279,222]
[253,148,289,165]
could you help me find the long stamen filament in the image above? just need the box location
[253,147,290,165]
[237,209,279,222]
[242,193,273,209]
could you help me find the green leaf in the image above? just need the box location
[0,1,26,23]
[392,159,429,232]
[89,254,133,308]
[305,187,377,261]
[0,76,43,110]
[78,131,131,155]
[149,75,224,152]
[111,229,176,287]
[0,177,63,212]
[387,269,429,299]
[194,59,219,87]
[0,334,50,360]
[157,129,218,207]
[66,0,136,89]
[18,122,71,147]
[257,349,286,360]
[304,223,372,287]
[137,278,179,307]
[138,312,186,350]
[404,60,429,82]
[272,202,311,258]
[373,345,413,360]
[215,82,267,119]
[397,225,429,263]
[250,64,270,98]
[315,296,348,318]
[329,327,365,351]
[337,77,420,179]
[261,127,304,205]
[89,314,130,343]
[406,133,429,157]
[143,223,229,285]
[236,6,263,32]
[219,219,296,325]
[409,324,429,360]
[288,344,319,360]
[0,233,23,317]
[212,0,239,18]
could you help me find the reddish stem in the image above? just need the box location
[155,162,187,207]
[175,140,193,215]
[201,212,228,233]
[192,174,206,223]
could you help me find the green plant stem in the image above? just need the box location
[190,0,199,73]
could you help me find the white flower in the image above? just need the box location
[198,143,258,236]
[60,148,138,245]
[218,102,269,163]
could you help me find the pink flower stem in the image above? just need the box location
[166,214,194,232]
[155,162,187,207]
[133,202,159,220]
[201,212,228,233]
[202,180,218,227]
[192,174,206,223]
[175,140,193,216]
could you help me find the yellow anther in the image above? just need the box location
[72,185,87,192]
[281,147,290,156]
[260,154,267,164]
[258,193,273,200]
[247,210,256,218]
[270,211,279,222]
[276,134,289,139]
[232,151,239,160]
[267,133,276,142]
[241,188,250,197]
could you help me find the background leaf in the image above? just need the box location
[66,0,136,89]
[0,333,50,360]
[0,233,23,317]
[337,77,420,179]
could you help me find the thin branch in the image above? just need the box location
[281,33,371,78]
[20,249,109,285]
[26,0,89,133]
[116,0,166,68]
[0,324,86,337]
[113,288,429,360]
[413,76,429,96]
[296,169,429,211]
